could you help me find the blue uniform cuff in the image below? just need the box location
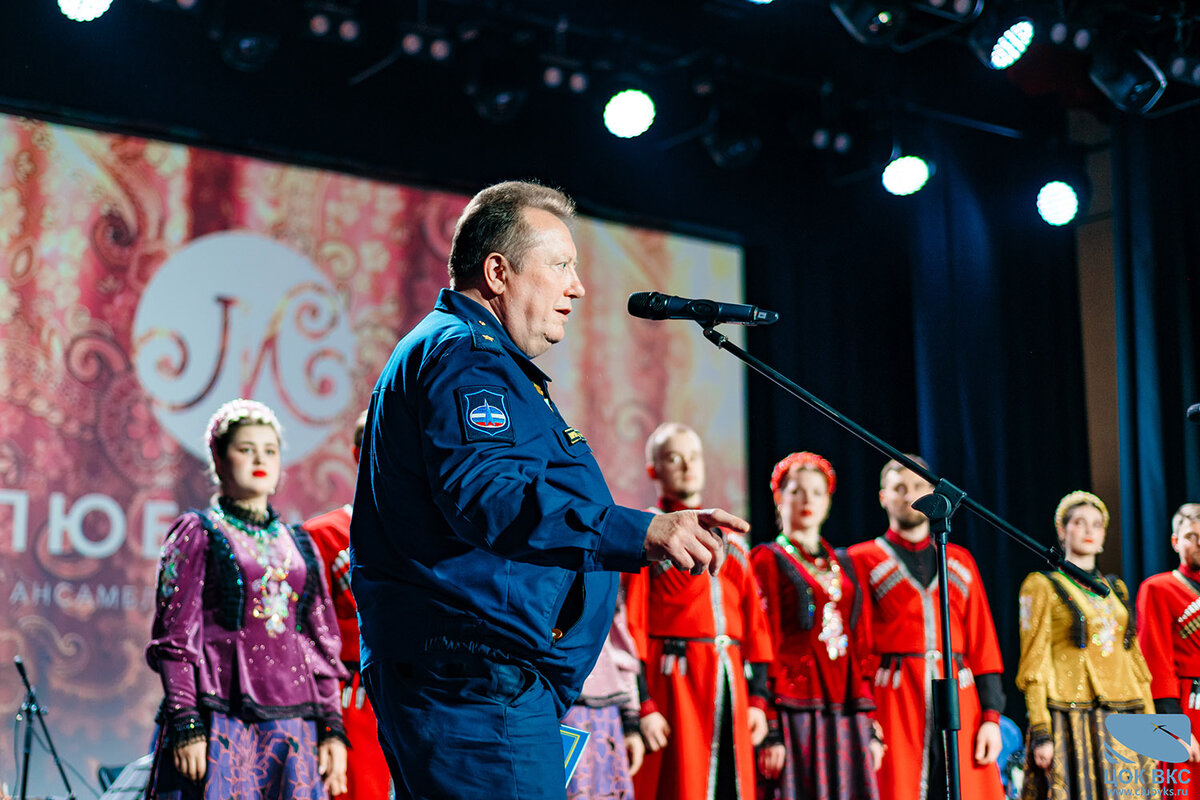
[597,506,653,573]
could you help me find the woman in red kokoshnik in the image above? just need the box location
[751,452,883,800]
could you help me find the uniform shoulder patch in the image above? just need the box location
[456,385,516,444]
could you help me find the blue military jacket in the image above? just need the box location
[350,288,652,714]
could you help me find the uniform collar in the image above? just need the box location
[658,497,699,513]
[434,288,552,385]
[885,527,932,552]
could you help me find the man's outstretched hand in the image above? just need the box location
[643,508,749,576]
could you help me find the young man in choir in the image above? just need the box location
[625,422,774,800]
[847,457,1005,800]
[1136,502,1200,799]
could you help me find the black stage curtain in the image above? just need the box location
[745,121,1090,725]
[1111,111,1200,586]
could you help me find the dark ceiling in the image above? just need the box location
[0,0,1103,187]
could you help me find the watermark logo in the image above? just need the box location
[1107,714,1191,762]
[1101,714,1191,796]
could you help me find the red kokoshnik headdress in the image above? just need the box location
[770,451,837,502]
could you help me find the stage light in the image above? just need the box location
[604,89,656,138]
[302,2,364,46]
[58,0,112,21]
[1036,181,1079,226]
[221,33,279,71]
[703,112,762,169]
[1168,55,1200,86]
[1089,42,1166,114]
[830,1,908,47]
[468,85,527,123]
[969,11,1034,70]
[881,155,931,196]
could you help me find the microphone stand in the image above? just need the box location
[14,656,76,800]
[698,322,1105,800]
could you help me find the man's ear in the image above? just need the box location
[646,463,657,481]
[480,252,509,296]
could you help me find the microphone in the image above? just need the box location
[628,291,779,326]
[1189,404,1200,423]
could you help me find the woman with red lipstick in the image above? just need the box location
[750,452,882,800]
[146,398,348,799]
[1015,491,1154,800]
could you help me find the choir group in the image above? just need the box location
[143,397,1199,800]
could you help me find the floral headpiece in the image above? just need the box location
[770,451,837,502]
[1054,490,1109,531]
[205,398,282,478]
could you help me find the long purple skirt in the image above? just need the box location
[562,704,635,800]
[147,712,327,800]
[758,707,881,800]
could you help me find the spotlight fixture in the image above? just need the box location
[1088,40,1166,114]
[465,76,527,123]
[58,0,113,21]
[968,9,1035,70]
[603,88,656,138]
[540,59,589,94]
[1036,181,1079,226]
[220,32,280,71]
[830,1,908,47]
[882,154,932,195]
[702,111,762,169]
[1167,54,1200,87]
[302,3,366,45]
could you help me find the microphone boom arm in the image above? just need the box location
[697,322,1109,595]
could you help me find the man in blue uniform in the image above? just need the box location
[350,180,748,799]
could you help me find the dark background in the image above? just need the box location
[3,0,1200,731]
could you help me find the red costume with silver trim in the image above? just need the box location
[303,505,391,800]
[625,498,775,800]
[1136,564,1200,798]
[847,530,1004,800]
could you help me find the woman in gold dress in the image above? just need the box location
[1016,490,1155,800]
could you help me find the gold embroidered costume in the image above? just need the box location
[1016,571,1154,800]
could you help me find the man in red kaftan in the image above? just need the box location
[1136,502,1200,798]
[301,412,391,800]
[626,422,775,800]
[846,457,1005,800]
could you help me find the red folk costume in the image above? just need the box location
[626,498,775,800]
[751,535,880,800]
[302,506,391,800]
[1136,564,1200,798]
[847,531,1005,800]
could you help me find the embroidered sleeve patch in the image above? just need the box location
[456,386,516,444]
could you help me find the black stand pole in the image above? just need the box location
[14,656,76,800]
[698,323,1107,800]
[913,484,965,800]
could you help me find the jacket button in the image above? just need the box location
[551,628,563,641]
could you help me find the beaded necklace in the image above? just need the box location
[775,533,848,659]
[213,502,298,637]
[1066,570,1118,657]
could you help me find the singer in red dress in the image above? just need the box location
[626,422,775,800]
[846,457,1005,800]
[751,452,882,800]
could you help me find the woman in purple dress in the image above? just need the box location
[146,398,348,799]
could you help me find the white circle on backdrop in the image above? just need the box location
[133,231,355,464]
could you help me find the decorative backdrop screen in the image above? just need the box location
[0,112,745,793]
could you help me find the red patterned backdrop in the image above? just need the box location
[0,113,745,796]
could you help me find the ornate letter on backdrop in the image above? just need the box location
[0,113,744,793]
